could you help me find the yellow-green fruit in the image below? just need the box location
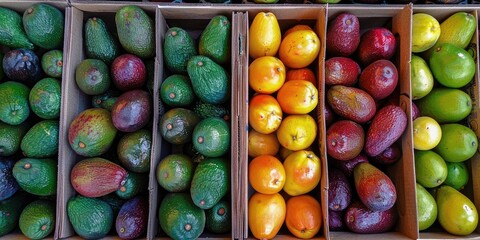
[416,183,437,231]
[415,150,447,188]
[412,13,440,53]
[434,123,478,163]
[436,185,478,235]
[411,55,434,100]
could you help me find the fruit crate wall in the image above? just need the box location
[0,1,68,239]
[324,5,417,240]
[412,6,480,239]
[59,3,158,239]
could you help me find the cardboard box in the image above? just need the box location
[58,3,157,239]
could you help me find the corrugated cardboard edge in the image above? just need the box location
[326,4,416,240]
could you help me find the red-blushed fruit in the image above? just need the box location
[326,120,364,161]
[328,168,352,211]
[326,13,360,57]
[111,54,146,91]
[330,153,369,177]
[357,27,396,66]
[359,59,398,100]
[344,200,397,233]
[327,85,376,124]
[325,57,361,86]
[324,103,336,128]
[412,101,420,120]
[370,142,402,166]
[111,89,152,132]
[364,105,407,157]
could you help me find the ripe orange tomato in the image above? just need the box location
[249,56,286,94]
[249,94,283,134]
[248,192,286,239]
[249,155,286,194]
[283,150,321,196]
[249,12,281,59]
[248,129,280,158]
[279,29,320,69]
[286,195,323,239]
[277,80,318,115]
[286,68,316,85]
[276,114,317,151]
[284,24,313,38]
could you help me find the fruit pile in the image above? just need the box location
[247,12,323,239]
[324,12,407,233]
[411,11,479,236]
[0,3,64,239]
[65,5,154,239]
[156,15,232,239]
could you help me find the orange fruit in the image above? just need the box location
[248,192,286,239]
[248,129,280,158]
[276,114,316,151]
[283,150,321,196]
[286,68,316,85]
[277,80,318,114]
[279,29,320,69]
[284,24,313,38]
[249,56,286,94]
[249,155,286,194]
[249,94,283,134]
[249,12,281,59]
[285,195,322,239]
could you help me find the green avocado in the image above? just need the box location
[115,5,154,58]
[67,195,113,239]
[0,122,29,157]
[19,199,55,240]
[190,157,230,209]
[12,158,57,196]
[84,17,120,65]
[0,81,30,125]
[23,3,64,49]
[29,78,61,119]
[20,120,59,158]
[163,27,197,74]
[198,15,231,65]
[0,7,34,49]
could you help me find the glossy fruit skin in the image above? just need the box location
[3,48,42,84]
[115,196,148,239]
[359,59,398,100]
[327,85,376,124]
[248,94,282,134]
[163,27,197,74]
[413,116,442,150]
[248,129,280,158]
[325,57,361,86]
[411,13,441,53]
[29,78,61,119]
[111,89,152,132]
[415,150,447,188]
[276,114,317,151]
[328,168,352,211]
[329,209,344,231]
[23,3,64,50]
[429,43,475,89]
[283,150,321,196]
[326,120,364,161]
[286,68,316,85]
[115,5,154,59]
[67,196,113,239]
[411,54,434,100]
[285,195,322,239]
[71,157,127,198]
[354,162,397,211]
[198,15,231,65]
[279,29,320,69]
[190,158,229,209]
[117,129,152,173]
[370,143,401,166]
[277,80,318,115]
[160,108,200,145]
[364,105,407,157]
[75,59,110,95]
[111,54,146,91]
[344,201,397,233]
[188,55,230,105]
[416,183,437,231]
[41,49,63,78]
[192,117,230,158]
[444,161,469,190]
[248,192,286,239]
[326,13,360,57]
[160,74,195,108]
[417,87,472,123]
[248,155,285,194]
[156,154,194,193]
[434,123,478,163]
[357,27,396,66]
[436,185,478,235]
[249,12,281,59]
[249,56,285,94]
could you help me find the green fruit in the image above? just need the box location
[192,117,230,158]
[29,78,61,119]
[67,195,113,239]
[411,55,434,100]
[160,74,195,107]
[0,122,29,157]
[198,15,231,65]
[41,50,63,78]
[190,158,230,209]
[21,120,59,158]
[0,7,34,49]
[0,192,29,237]
[156,154,195,192]
[117,129,152,173]
[415,150,447,188]
[436,185,478,235]
[205,198,231,234]
[429,43,475,88]
[115,5,154,58]
[416,88,472,123]
[163,27,197,74]
[84,17,120,65]
[444,161,469,190]
[416,183,437,231]
[75,59,111,95]
[188,55,230,105]
[115,171,148,200]
[91,89,120,111]
[0,81,30,125]
[159,193,205,240]
[160,108,200,145]
[23,3,64,49]
[434,123,478,163]
[19,200,55,240]
[13,158,57,196]
[193,100,229,120]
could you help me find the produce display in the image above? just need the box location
[156,14,232,239]
[411,11,479,236]
[0,3,64,239]
[247,11,323,239]
[66,5,154,239]
[325,12,407,233]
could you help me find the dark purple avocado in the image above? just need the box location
[328,168,352,211]
[3,48,42,84]
[111,89,152,132]
[115,195,148,239]
[344,200,397,233]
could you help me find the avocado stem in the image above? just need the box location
[197,136,204,144]
[217,207,225,216]
[24,163,31,169]
[79,142,86,149]
[184,224,192,231]
[41,225,47,231]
